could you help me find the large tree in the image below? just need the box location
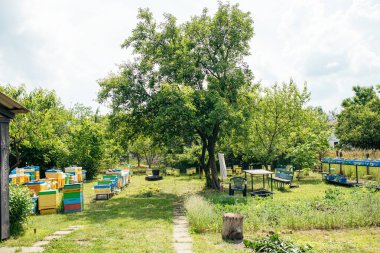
[336,85,380,149]
[99,3,254,189]
[0,85,71,169]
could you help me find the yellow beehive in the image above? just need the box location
[77,173,83,183]
[43,179,58,190]
[38,190,59,210]
[25,182,47,195]
[45,171,64,179]
[95,188,111,194]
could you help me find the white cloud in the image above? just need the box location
[0,0,379,113]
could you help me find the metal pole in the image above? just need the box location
[356,165,359,184]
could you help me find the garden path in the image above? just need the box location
[173,200,193,253]
[0,226,84,253]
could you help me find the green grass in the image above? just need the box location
[187,173,380,253]
[1,173,380,252]
[0,175,204,252]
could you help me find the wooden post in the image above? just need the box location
[0,118,10,240]
[222,213,244,241]
[0,92,29,241]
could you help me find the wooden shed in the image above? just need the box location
[0,91,29,240]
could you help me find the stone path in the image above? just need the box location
[0,226,84,253]
[173,201,193,253]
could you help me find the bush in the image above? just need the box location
[244,233,313,253]
[9,183,33,234]
[184,195,219,233]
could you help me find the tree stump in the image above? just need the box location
[222,213,244,241]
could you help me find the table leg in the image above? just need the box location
[270,174,273,192]
[251,175,253,192]
[262,175,265,189]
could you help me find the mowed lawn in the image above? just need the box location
[0,175,204,252]
[1,173,380,252]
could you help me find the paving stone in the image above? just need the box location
[173,242,193,252]
[174,227,188,233]
[174,238,193,243]
[32,241,50,247]
[173,231,190,238]
[53,230,72,236]
[20,247,44,253]
[174,221,189,227]
[0,247,16,253]
[44,236,61,241]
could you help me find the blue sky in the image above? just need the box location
[0,0,379,112]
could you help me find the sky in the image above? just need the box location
[0,0,379,113]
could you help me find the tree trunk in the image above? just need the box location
[222,213,244,241]
[198,141,207,179]
[207,137,220,190]
[137,155,141,167]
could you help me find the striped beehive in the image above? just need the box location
[38,190,59,215]
[63,183,84,213]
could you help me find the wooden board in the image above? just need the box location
[0,120,10,240]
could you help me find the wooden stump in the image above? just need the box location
[222,213,244,241]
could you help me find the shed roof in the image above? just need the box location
[0,91,29,117]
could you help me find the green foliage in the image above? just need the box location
[184,195,219,233]
[0,84,120,177]
[0,85,71,169]
[336,85,380,149]
[99,3,255,189]
[235,81,330,167]
[67,108,105,179]
[244,233,313,253]
[129,135,161,168]
[9,183,33,234]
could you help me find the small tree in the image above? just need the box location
[129,135,160,168]
[235,81,330,167]
[336,85,380,149]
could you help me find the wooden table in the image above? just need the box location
[243,169,274,196]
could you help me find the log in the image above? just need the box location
[222,213,244,241]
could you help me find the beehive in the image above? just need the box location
[63,183,83,213]
[38,190,59,214]
[25,181,47,195]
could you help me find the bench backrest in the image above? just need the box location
[275,168,294,181]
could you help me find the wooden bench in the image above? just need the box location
[271,168,294,187]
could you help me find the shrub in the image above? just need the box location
[9,183,33,234]
[244,233,313,253]
[184,195,219,233]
